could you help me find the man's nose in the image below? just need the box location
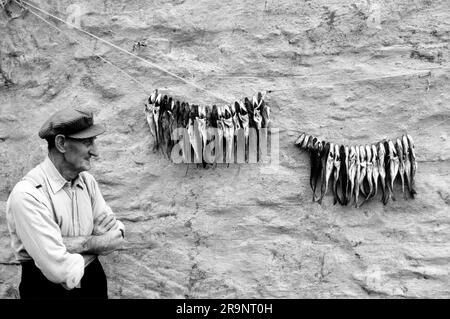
[89,142,99,157]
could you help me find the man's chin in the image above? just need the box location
[79,162,91,172]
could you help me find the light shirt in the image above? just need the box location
[6,156,124,289]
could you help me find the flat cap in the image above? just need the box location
[38,107,106,139]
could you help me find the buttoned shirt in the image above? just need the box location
[6,156,124,289]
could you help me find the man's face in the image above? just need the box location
[64,136,99,173]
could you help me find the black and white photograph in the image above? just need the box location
[0,0,449,303]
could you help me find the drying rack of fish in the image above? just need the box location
[295,133,418,207]
[144,89,271,165]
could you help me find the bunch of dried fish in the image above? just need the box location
[295,133,417,207]
[144,89,271,164]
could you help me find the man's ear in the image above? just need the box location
[55,134,67,153]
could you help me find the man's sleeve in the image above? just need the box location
[87,174,125,236]
[8,183,85,289]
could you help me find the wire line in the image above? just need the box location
[22,6,153,96]
[16,0,230,103]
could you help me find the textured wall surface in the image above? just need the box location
[0,0,449,298]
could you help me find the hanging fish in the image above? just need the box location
[197,105,208,158]
[253,108,262,130]
[245,97,256,130]
[354,146,361,208]
[364,145,374,200]
[385,140,399,204]
[206,104,222,164]
[231,102,241,130]
[160,96,172,158]
[347,146,357,205]
[149,89,158,104]
[402,135,413,198]
[358,145,367,200]
[339,145,349,205]
[223,105,235,164]
[188,104,201,163]
[318,142,334,205]
[396,138,406,199]
[237,101,249,162]
[153,93,162,149]
[253,91,270,128]
[309,140,323,202]
[295,133,306,148]
[377,142,387,204]
[144,102,158,151]
[301,135,310,149]
[237,101,249,137]
[332,144,341,205]
[407,134,418,197]
[371,144,379,199]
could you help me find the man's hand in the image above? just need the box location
[96,229,125,256]
[93,213,117,235]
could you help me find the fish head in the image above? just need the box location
[406,134,414,148]
[244,97,253,113]
[359,145,365,159]
[233,101,240,114]
[224,105,232,119]
[155,93,162,106]
[230,103,236,116]
[388,140,396,155]
[322,142,330,160]
[318,141,323,152]
[161,95,168,111]
[183,103,191,126]
[371,144,378,160]
[334,144,340,156]
[301,135,310,149]
[295,133,305,147]
[383,140,390,154]
[257,91,263,104]
[339,145,345,157]
[365,145,372,161]
[313,139,321,152]
[396,139,403,157]
[252,95,258,109]
[402,135,410,155]
[253,109,262,129]
[199,105,207,118]
[349,146,356,160]
[312,137,319,149]
[239,101,247,115]
[150,89,158,104]
[378,142,385,156]
[307,137,315,150]
[328,143,335,158]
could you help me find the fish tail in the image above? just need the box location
[373,178,378,198]
[400,174,406,200]
[380,178,386,204]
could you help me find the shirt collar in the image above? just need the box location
[41,156,85,194]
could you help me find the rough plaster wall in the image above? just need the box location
[0,0,449,298]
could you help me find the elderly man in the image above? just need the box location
[6,107,125,299]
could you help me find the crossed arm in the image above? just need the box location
[63,213,125,256]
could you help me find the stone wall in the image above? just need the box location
[0,0,449,298]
